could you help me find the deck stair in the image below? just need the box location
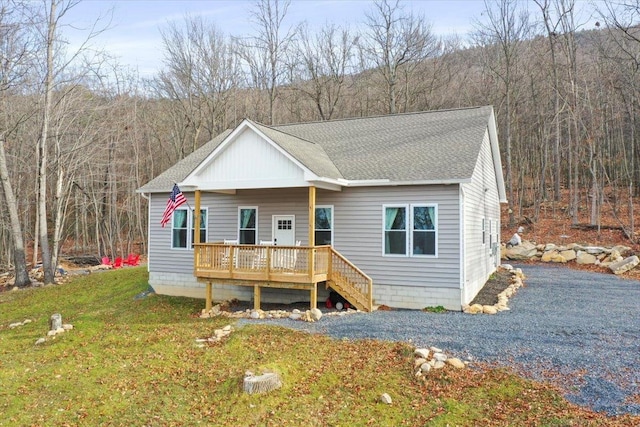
[326,248,373,312]
[194,243,373,312]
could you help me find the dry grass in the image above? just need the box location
[0,268,638,426]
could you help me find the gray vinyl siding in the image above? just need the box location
[318,185,461,293]
[148,185,461,298]
[148,188,311,275]
[461,130,501,304]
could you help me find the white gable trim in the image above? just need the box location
[181,120,326,190]
[488,109,508,203]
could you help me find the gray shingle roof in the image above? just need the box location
[272,106,493,181]
[138,106,494,192]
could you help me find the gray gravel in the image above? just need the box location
[239,263,640,416]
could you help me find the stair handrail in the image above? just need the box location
[329,247,373,311]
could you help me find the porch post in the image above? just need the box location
[308,186,316,274]
[254,285,261,310]
[308,185,316,246]
[310,282,317,310]
[195,190,211,311]
[194,189,201,245]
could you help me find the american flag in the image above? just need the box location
[160,184,187,227]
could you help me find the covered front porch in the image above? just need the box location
[191,186,373,312]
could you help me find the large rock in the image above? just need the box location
[584,246,607,255]
[414,348,430,359]
[446,358,466,369]
[310,308,323,321]
[541,250,566,263]
[540,250,556,262]
[576,251,597,265]
[503,241,537,260]
[609,256,640,275]
[560,249,577,262]
[612,245,632,256]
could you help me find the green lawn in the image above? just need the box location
[0,269,636,426]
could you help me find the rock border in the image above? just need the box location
[413,346,469,379]
[462,265,525,315]
[195,324,234,347]
[502,241,638,275]
[200,303,362,322]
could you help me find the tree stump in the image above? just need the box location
[49,313,62,331]
[243,372,282,394]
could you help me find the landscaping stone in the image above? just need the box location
[560,249,577,262]
[414,348,430,359]
[446,358,465,369]
[612,245,632,256]
[576,251,597,265]
[482,305,497,314]
[414,358,427,367]
[584,246,609,255]
[310,308,322,321]
[609,256,640,275]
[503,241,537,260]
[433,352,447,362]
[380,393,392,404]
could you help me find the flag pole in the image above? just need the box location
[176,183,194,212]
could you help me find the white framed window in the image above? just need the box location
[490,219,498,248]
[315,205,333,245]
[238,207,258,244]
[171,208,208,249]
[383,204,438,257]
[411,204,437,257]
[482,218,486,245]
[383,205,408,256]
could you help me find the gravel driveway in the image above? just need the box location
[240,263,640,416]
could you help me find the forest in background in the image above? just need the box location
[0,0,639,286]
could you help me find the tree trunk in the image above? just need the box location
[37,0,57,284]
[0,139,30,287]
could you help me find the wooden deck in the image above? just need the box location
[194,243,373,312]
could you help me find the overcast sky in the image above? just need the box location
[63,0,600,78]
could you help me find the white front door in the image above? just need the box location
[272,215,295,246]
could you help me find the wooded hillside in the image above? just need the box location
[0,0,639,285]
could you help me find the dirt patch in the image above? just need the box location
[470,268,513,306]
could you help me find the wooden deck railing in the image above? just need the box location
[194,243,330,283]
[327,248,373,312]
[194,243,372,312]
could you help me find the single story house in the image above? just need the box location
[137,106,507,311]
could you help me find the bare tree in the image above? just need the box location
[291,23,357,120]
[236,0,297,124]
[0,0,36,286]
[152,16,240,162]
[361,0,439,114]
[30,0,111,283]
[473,0,530,227]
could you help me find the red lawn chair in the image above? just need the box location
[101,256,111,266]
[112,257,123,269]
[124,254,140,266]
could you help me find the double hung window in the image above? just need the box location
[171,208,207,249]
[239,207,257,244]
[383,204,437,257]
[315,206,333,245]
